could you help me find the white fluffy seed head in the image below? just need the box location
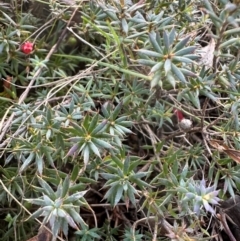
[179,118,192,130]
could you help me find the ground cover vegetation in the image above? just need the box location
[1,0,240,240]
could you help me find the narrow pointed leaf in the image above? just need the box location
[164,59,172,73]
[166,72,176,88]
[38,177,56,198]
[61,176,70,198]
[151,70,162,88]
[64,190,88,203]
[114,185,123,206]
[150,62,164,73]
[171,63,187,83]
[172,56,194,64]
[68,208,87,228]
[19,152,35,173]
[27,208,44,220]
[71,165,80,182]
[123,156,130,175]
[137,49,163,58]
[168,28,175,46]
[25,198,47,206]
[89,141,101,157]
[92,138,113,149]
[88,114,99,133]
[127,185,137,206]
[83,146,90,165]
[91,119,108,135]
[67,143,79,156]
[121,18,128,34]
[163,31,169,49]
[173,36,190,52]
[137,59,156,66]
[174,46,196,56]
[149,31,162,53]
[112,102,123,120]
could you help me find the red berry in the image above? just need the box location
[21,41,34,54]
[174,109,184,121]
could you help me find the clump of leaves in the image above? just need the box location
[25,176,88,238]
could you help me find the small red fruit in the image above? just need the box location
[174,109,192,130]
[21,41,34,54]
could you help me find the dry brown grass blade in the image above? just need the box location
[26,225,52,241]
[208,139,227,151]
[223,149,240,164]
[26,236,38,241]
[208,139,240,164]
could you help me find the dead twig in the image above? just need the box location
[217,211,237,241]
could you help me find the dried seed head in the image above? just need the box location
[179,118,192,130]
[174,109,192,130]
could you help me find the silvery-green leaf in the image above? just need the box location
[171,63,187,83]
[164,59,172,73]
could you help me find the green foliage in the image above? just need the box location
[123,228,143,241]
[1,0,240,240]
[75,227,101,241]
[101,148,150,206]
[26,176,88,238]
[67,113,114,165]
